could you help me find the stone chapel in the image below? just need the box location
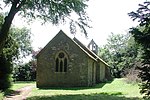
[36,30,111,88]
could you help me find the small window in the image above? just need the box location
[59,52,64,58]
[55,51,68,72]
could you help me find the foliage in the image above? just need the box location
[99,33,139,78]
[125,66,141,84]
[0,13,32,62]
[10,27,32,61]
[0,13,32,90]
[0,0,90,53]
[13,60,36,81]
[12,49,38,81]
[0,55,12,91]
[128,1,150,99]
[1,27,32,63]
[0,14,14,90]
[0,0,89,90]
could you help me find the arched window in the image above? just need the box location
[64,58,67,72]
[55,51,68,72]
[55,58,59,72]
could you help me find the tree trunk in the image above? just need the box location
[0,3,19,53]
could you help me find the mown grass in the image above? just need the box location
[27,78,144,100]
[11,81,35,90]
[0,92,4,100]
[27,93,141,100]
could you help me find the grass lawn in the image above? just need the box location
[27,78,144,100]
[11,81,35,90]
[0,81,35,100]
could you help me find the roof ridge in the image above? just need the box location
[73,37,109,66]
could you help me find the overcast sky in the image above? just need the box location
[12,0,145,51]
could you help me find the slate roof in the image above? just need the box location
[37,30,109,66]
[73,37,109,66]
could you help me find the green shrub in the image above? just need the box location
[0,55,12,91]
[125,67,141,84]
[13,61,36,81]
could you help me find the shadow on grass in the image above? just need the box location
[3,89,21,97]
[38,80,113,91]
[13,81,35,83]
[27,92,141,100]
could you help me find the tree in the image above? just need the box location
[129,1,150,99]
[13,49,39,81]
[0,13,32,90]
[0,0,90,53]
[0,54,12,90]
[13,60,36,81]
[99,33,129,77]
[99,33,139,78]
[9,27,32,62]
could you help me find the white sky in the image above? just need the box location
[12,0,145,51]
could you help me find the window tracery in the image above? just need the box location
[55,51,68,72]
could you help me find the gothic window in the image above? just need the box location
[64,58,67,72]
[55,58,59,72]
[55,51,68,72]
[60,60,63,72]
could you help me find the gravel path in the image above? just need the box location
[4,85,35,100]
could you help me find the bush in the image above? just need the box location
[13,61,36,81]
[125,67,141,84]
[0,55,12,91]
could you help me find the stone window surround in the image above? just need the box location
[55,50,68,73]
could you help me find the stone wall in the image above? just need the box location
[36,31,91,87]
[36,31,112,88]
[88,58,96,86]
[99,62,106,82]
[96,62,100,83]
